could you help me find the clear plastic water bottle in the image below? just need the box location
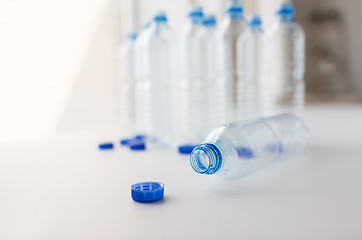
[216,1,245,124]
[118,32,138,131]
[176,6,204,147]
[236,14,263,120]
[178,5,203,79]
[140,12,176,145]
[134,21,151,135]
[190,114,307,180]
[176,15,219,150]
[264,2,305,117]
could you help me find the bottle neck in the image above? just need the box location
[277,14,294,23]
[190,143,223,175]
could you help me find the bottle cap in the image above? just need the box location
[178,145,197,154]
[129,139,146,151]
[202,15,217,27]
[134,135,146,140]
[131,182,164,203]
[247,14,262,28]
[98,142,114,150]
[120,138,132,146]
[225,1,243,19]
[126,31,138,41]
[188,5,203,18]
[153,11,167,22]
[276,2,294,16]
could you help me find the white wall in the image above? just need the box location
[0,0,113,142]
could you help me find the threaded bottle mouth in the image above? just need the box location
[190,143,223,175]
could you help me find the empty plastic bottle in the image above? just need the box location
[237,14,263,120]
[134,21,151,135]
[139,12,176,145]
[216,1,245,125]
[190,114,307,180]
[118,31,138,131]
[264,2,305,117]
[187,15,219,144]
[178,5,203,79]
[176,6,204,148]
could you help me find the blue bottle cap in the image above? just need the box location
[276,2,294,16]
[202,14,217,27]
[236,146,254,158]
[188,5,203,18]
[120,138,132,146]
[129,139,146,151]
[247,14,262,28]
[153,11,167,22]
[134,135,146,140]
[178,145,197,154]
[99,142,114,150]
[225,1,243,19]
[131,182,164,203]
[126,31,138,41]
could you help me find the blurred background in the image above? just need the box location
[0,0,361,143]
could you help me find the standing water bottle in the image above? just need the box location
[236,15,263,120]
[176,15,220,152]
[190,114,307,180]
[141,12,175,146]
[216,1,245,125]
[118,32,138,132]
[177,6,204,148]
[134,21,151,135]
[264,2,305,117]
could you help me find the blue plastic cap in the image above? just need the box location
[236,146,254,158]
[131,182,164,203]
[134,135,146,140]
[202,15,217,27]
[99,142,114,150]
[225,1,243,19]
[188,5,203,18]
[120,138,132,146]
[247,14,262,28]
[129,139,146,151]
[276,2,294,16]
[153,11,167,22]
[126,31,138,41]
[178,145,197,154]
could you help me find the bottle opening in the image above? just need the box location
[190,143,222,175]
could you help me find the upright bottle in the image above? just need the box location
[118,32,138,132]
[141,12,175,145]
[216,1,245,125]
[190,114,307,180]
[264,2,305,117]
[177,6,204,148]
[134,21,151,135]
[237,15,263,120]
[177,15,219,150]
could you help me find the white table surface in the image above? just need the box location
[1,104,362,240]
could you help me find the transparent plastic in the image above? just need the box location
[190,114,308,180]
[176,6,204,145]
[118,32,138,132]
[138,12,176,145]
[264,3,305,117]
[216,1,245,124]
[134,22,151,135]
[236,14,263,120]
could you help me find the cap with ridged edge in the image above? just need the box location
[131,182,164,203]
